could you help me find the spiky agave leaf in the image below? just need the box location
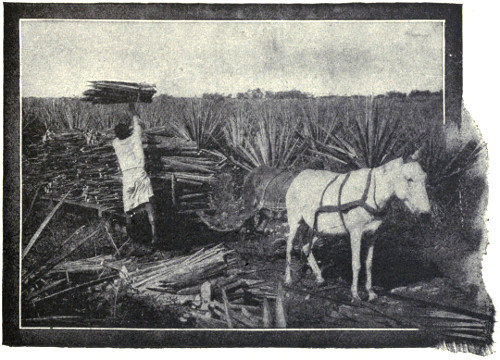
[219,100,306,170]
[422,131,485,189]
[300,99,342,148]
[302,96,425,170]
[169,99,225,150]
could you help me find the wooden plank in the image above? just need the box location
[263,298,272,328]
[275,282,287,328]
[33,275,117,304]
[25,278,66,302]
[388,294,493,322]
[171,174,177,208]
[178,193,206,201]
[221,288,234,328]
[23,183,42,225]
[23,189,73,259]
[40,196,105,211]
[23,227,101,286]
[40,196,124,219]
[104,223,121,256]
[160,157,215,174]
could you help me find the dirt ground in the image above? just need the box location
[21,205,495,354]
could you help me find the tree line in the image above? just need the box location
[157,89,443,101]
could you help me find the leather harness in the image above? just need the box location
[304,169,382,257]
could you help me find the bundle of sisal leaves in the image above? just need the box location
[83,81,157,104]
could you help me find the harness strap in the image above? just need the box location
[305,169,380,257]
[320,175,340,208]
[305,174,339,257]
[360,169,380,214]
[338,172,352,236]
[306,175,340,256]
[315,169,376,214]
[361,169,373,204]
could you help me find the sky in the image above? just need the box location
[20,20,444,98]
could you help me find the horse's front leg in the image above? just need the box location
[365,236,377,301]
[349,229,363,301]
[364,220,382,301]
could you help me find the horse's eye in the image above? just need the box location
[408,178,414,183]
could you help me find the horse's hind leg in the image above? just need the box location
[302,235,325,284]
[285,218,300,285]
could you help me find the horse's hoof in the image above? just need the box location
[368,292,378,301]
[316,278,326,286]
[351,293,362,303]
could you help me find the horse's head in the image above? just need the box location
[385,157,431,215]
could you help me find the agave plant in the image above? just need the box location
[63,99,93,130]
[301,97,425,170]
[169,99,225,150]
[220,104,255,171]
[419,122,485,189]
[301,100,339,145]
[133,99,168,129]
[38,98,70,131]
[220,100,306,171]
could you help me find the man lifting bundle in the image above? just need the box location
[113,103,157,244]
[84,81,158,244]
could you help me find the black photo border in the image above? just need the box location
[3,2,462,348]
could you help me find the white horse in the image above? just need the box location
[284,155,431,301]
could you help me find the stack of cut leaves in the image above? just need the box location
[128,243,288,328]
[130,243,239,292]
[82,81,157,104]
[23,239,289,329]
[22,127,227,217]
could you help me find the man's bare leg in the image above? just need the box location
[144,202,157,244]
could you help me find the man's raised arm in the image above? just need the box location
[129,103,142,136]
